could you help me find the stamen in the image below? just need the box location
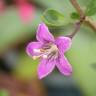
[32,54,47,60]
[32,43,59,60]
[40,49,45,52]
[32,55,41,60]
[42,54,48,59]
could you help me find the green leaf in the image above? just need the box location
[70,12,80,20]
[41,9,70,27]
[85,0,96,16]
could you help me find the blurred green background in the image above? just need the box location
[0,0,96,96]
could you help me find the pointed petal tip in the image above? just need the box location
[39,22,45,25]
[38,22,46,28]
[64,65,72,76]
[38,74,45,79]
[64,69,72,76]
[38,71,48,79]
[38,22,48,32]
[37,59,56,79]
[63,63,72,76]
[36,22,54,43]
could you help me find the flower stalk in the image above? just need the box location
[68,16,85,39]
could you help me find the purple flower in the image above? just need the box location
[26,23,72,79]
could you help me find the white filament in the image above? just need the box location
[33,49,41,53]
[42,54,48,59]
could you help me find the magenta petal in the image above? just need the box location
[55,36,72,53]
[36,23,55,43]
[56,55,72,76]
[26,42,42,57]
[38,59,56,79]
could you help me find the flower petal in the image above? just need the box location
[26,42,42,57]
[36,23,55,43]
[55,36,72,53]
[56,55,72,76]
[38,59,56,79]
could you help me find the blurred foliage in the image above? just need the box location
[85,0,96,16]
[70,12,80,20]
[14,51,39,80]
[0,90,9,96]
[0,7,42,53]
[41,9,70,27]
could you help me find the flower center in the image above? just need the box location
[33,43,59,60]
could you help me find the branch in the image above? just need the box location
[70,0,96,32]
[85,17,96,31]
[70,0,84,16]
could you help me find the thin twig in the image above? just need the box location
[68,16,85,38]
[70,0,96,32]
[70,0,84,16]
